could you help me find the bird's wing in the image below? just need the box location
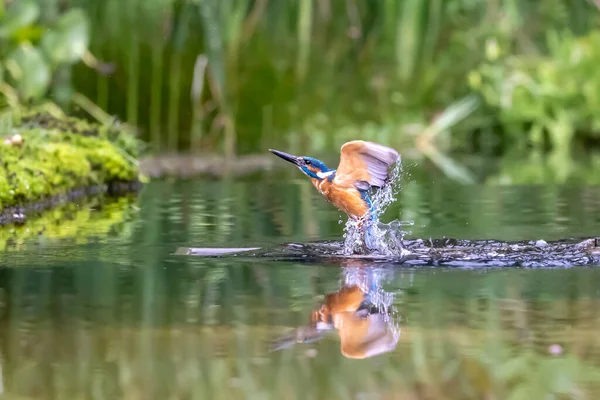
[335,141,400,188]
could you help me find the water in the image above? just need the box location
[2,167,600,399]
[341,159,411,256]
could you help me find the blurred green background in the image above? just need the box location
[2,0,600,181]
[4,3,600,397]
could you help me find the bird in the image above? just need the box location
[269,140,400,221]
[271,275,399,359]
[269,140,400,250]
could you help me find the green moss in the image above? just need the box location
[69,135,138,181]
[0,168,9,209]
[0,110,141,208]
[0,195,138,251]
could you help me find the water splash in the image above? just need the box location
[341,266,397,320]
[341,158,414,256]
[340,265,401,354]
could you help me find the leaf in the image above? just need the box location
[41,9,90,65]
[0,0,39,38]
[5,44,51,100]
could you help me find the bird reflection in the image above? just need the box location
[272,260,400,359]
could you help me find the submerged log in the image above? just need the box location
[179,237,600,267]
[396,237,600,267]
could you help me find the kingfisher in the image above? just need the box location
[270,140,400,249]
[271,285,400,359]
[271,261,400,359]
[269,140,400,220]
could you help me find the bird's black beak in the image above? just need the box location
[269,149,300,166]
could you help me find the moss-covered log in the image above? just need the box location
[0,109,142,220]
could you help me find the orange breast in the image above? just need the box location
[310,179,369,219]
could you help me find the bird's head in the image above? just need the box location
[269,149,334,180]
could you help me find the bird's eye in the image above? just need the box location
[305,160,311,165]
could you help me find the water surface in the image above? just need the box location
[2,170,600,399]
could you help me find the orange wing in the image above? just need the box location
[335,141,400,189]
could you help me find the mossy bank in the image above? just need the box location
[0,110,142,224]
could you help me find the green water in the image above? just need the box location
[2,167,600,399]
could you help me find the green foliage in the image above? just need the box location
[62,0,600,159]
[41,9,90,65]
[0,1,90,102]
[0,110,140,209]
[5,43,51,101]
[0,1,40,38]
[3,0,600,175]
[471,30,600,154]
